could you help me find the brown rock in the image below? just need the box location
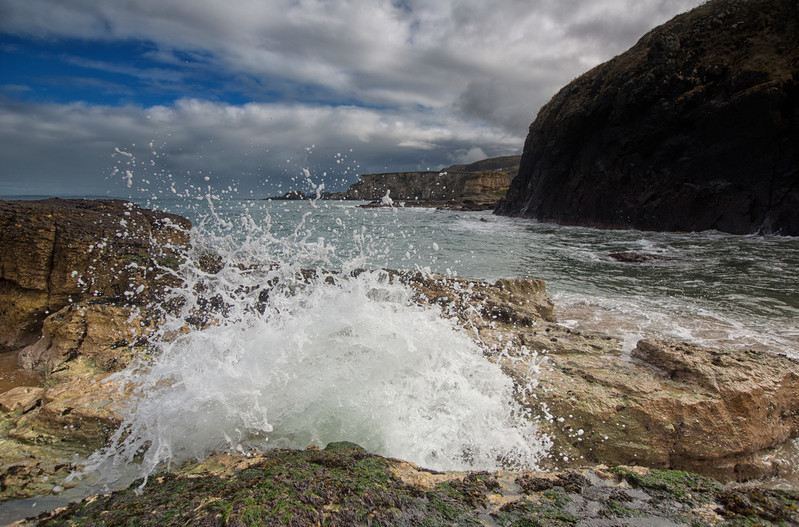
[404,273,799,482]
[403,272,554,328]
[9,367,125,450]
[517,336,799,482]
[0,198,190,347]
[0,386,45,413]
[18,302,151,374]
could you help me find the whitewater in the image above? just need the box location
[157,196,799,358]
[67,192,797,483]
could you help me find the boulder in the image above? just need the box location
[403,272,799,482]
[18,301,152,374]
[496,0,799,235]
[530,338,799,481]
[0,387,44,413]
[0,198,190,347]
[8,367,125,450]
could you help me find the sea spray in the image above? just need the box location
[77,203,551,486]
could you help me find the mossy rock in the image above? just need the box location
[27,450,799,527]
[32,442,483,526]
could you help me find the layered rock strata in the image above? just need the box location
[0,199,190,499]
[405,272,799,482]
[497,0,799,235]
[335,156,520,210]
[0,198,190,348]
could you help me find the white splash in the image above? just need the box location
[381,189,394,207]
[80,202,550,485]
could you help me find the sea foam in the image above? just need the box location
[80,205,550,485]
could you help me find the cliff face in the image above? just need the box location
[342,170,512,200]
[0,199,190,347]
[496,0,799,235]
[336,156,519,209]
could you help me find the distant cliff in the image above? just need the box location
[496,0,799,235]
[335,155,519,210]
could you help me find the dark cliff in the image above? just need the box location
[496,0,799,235]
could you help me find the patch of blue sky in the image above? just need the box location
[0,35,253,107]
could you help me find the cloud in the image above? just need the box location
[1,0,704,128]
[0,0,705,196]
[0,98,522,198]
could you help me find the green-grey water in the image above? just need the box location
[148,197,798,358]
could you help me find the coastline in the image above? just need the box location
[0,198,797,524]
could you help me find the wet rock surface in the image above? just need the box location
[25,442,799,526]
[403,272,799,483]
[496,0,799,235]
[0,199,190,500]
[0,198,190,348]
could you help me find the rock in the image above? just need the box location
[18,301,152,374]
[403,273,555,325]
[27,443,799,526]
[0,387,44,413]
[334,155,520,210]
[401,272,799,483]
[268,190,307,200]
[609,251,670,263]
[8,367,124,450]
[0,198,190,348]
[0,199,190,501]
[529,338,799,482]
[496,0,799,235]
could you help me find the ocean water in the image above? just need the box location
[150,196,799,358]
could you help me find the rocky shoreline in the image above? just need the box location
[22,442,799,526]
[1,199,797,524]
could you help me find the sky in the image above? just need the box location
[0,0,703,199]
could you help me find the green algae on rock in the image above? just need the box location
[27,443,799,526]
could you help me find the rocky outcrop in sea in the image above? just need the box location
[496,0,799,235]
[334,155,520,210]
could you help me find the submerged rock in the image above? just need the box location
[496,0,799,235]
[25,442,799,526]
[609,251,671,264]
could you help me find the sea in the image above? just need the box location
[153,196,799,357]
[1,193,797,523]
